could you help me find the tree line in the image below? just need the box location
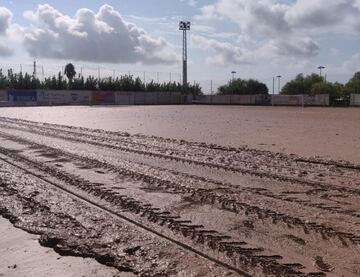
[0,63,202,95]
[216,72,360,105]
[217,79,268,95]
[281,72,360,95]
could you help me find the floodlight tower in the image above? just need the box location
[179,21,191,87]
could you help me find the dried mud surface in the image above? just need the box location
[0,116,359,276]
[0,106,359,162]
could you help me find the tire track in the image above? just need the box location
[0,120,360,198]
[0,147,323,277]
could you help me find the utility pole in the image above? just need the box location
[231,71,237,81]
[33,60,36,78]
[272,77,275,106]
[318,66,325,78]
[179,21,191,87]
[272,77,275,95]
[277,75,282,94]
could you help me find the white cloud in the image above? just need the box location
[285,0,360,33]
[0,44,12,56]
[191,34,249,65]
[343,53,360,72]
[0,6,12,34]
[22,4,178,64]
[0,6,14,56]
[191,33,319,66]
[193,0,360,65]
[198,0,360,35]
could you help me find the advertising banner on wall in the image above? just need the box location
[49,90,72,105]
[92,91,115,104]
[0,90,7,102]
[8,90,37,102]
[37,90,50,103]
[68,91,91,104]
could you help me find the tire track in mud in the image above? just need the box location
[0,134,358,276]
[2,116,360,171]
[0,117,359,197]
[1,125,360,221]
[0,148,321,277]
[0,130,359,239]
[0,117,359,276]
[1,117,360,180]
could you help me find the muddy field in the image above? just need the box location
[0,107,359,276]
[0,106,359,162]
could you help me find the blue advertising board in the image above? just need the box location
[8,90,37,102]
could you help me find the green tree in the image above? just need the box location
[311,82,343,97]
[0,67,202,94]
[218,78,268,95]
[64,63,76,81]
[281,73,323,95]
[344,72,360,94]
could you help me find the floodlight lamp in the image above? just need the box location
[179,21,191,30]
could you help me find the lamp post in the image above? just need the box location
[276,75,282,94]
[231,71,237,81]
[179,21,191,87]
[318,66,325,78]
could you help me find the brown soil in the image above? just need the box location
[0,112,359,276]
[0,106,359,162]
[0,217,132,277]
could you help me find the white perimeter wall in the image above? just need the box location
[273,94,329,106]
[194,95,267,105]
[350,94,360,106]
[0,90,7,102]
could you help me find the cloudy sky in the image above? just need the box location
[0,0,359,92]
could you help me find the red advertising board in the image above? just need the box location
[92,91,115,104]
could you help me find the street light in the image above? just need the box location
[318,66,325,78]
[231,71,237,81]
[276,75,282,94]
[179,21,191,87]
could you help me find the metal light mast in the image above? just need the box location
[179,21,190,87]
[318,66,325,78]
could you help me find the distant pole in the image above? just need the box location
[179,21,191,87]
[231,71,236,81]
[277,75,282,94]
[272,77,275,106]
[33,60,36,78]
[157,72,159,83]
[113,69,115,79]
[80,67,83,77]
[42,65,44,78]
[170,72,172,82]
[98,67,100,79]
[143,71,146,84]
[20,64,22,73]
[318,66,325,78]
[211,80,213,95]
